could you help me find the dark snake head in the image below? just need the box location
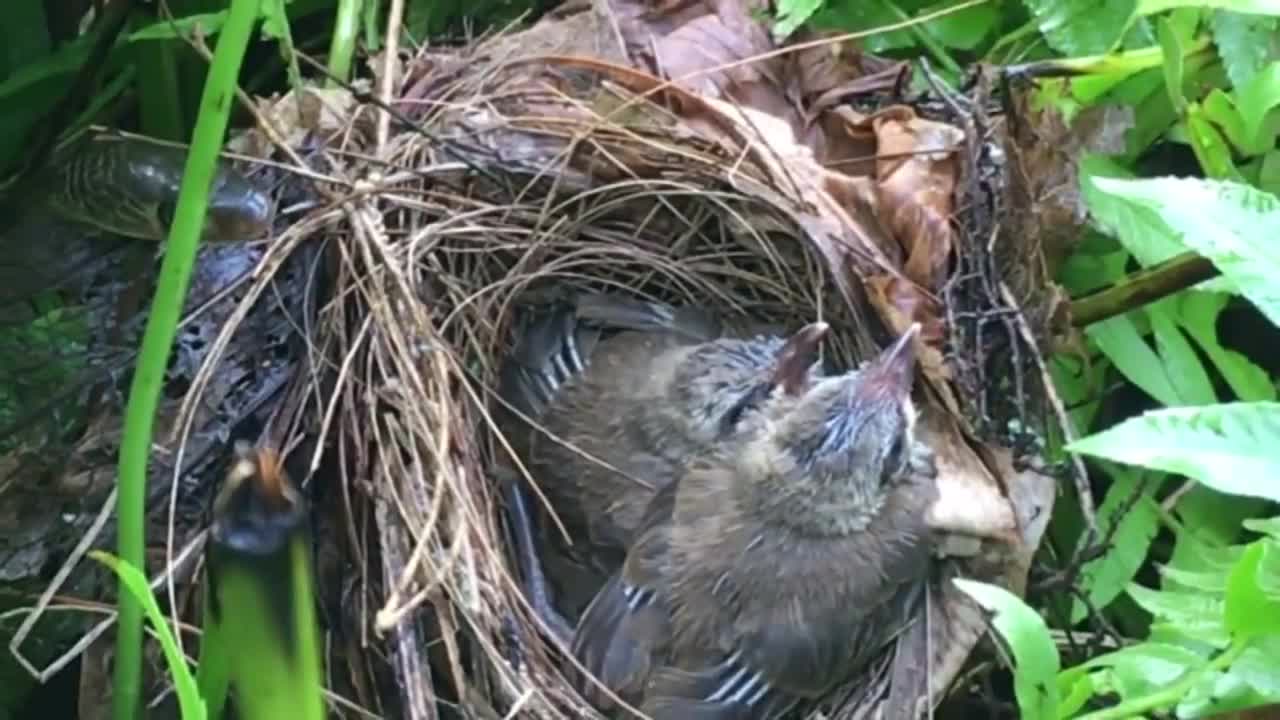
[44,136,272,243]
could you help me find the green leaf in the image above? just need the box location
[810,3,896,50]
[1087,315,1183,405]
[919,2,1001,50]
[1149,301,1218,405]
[954,580,1060,720]
[89,551,207,720]
[1138,0,1280,14]
[1174,668,1232,718]
[1253,541,1280,597]
[1175,292,1275,402]
[1151,618,1234,648]
[1070,471,1161,623]
[1236,61,1280,154]
[1090,177,1280,327]
[1210,11,1280,90]
[1231,637,1280,697]
[1069,402,1280,503]
[1176,487,1267,547]
[1161,564,1232,593]
[772,0,823,39]
[128,12,230,41]
[1056,667,1096,717]
[1080,642,1205,697]
[1260,149,1280,194]
[1202,88,1252,151]
[1225,541,1280,638]
[1129,583,1227,623]
[1020,0,1139,55]
[1081,155,1189,266]
[259,0,292,41]
[1188,103,1248,181]
[1159,17,1188,111]
[1244,516,1280,540]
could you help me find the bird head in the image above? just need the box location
[671,321,830,442]
[736,324,922,535]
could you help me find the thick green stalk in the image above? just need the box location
[111,1,261,718]
[327,0,363,87]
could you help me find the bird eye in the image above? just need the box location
[883,434,906,478]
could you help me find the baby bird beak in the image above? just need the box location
[854,323,920,403]
[769,322,830,396]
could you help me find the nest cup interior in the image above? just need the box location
[421,181,889,683]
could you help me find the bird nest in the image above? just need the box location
[2,1,1077,717]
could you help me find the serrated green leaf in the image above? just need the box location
[1129,581,1225,616]
[1236,61,1280,154]
[1129,588,1235,649]
[1188,103,1248,181]
[1231,637,1280,697]
[1151,618,1234,648]
[1175,292,1275,402]
[1070,402,1280,502]
[1081,641,1206,700]
[1080,155,1190,265]
[1021,0,1139,55]
[1070,472,1161,623]
[1180,668,1277,718]
[1175,487,1267,547]
[1149,301,1218,404]
[1225,541,1280,637]
[1174,668,1228,718]
[1161,564,1232,592]
[954,580,1060,720]
[1086,315,1184,405]
[1089,176,1280,327]
[1210,11,1280,90]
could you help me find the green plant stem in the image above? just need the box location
[1075,639,1249,720]
[988,17,1040,61]
[1006,35,1212,78]
[196,595,231,720]
[1070,251,1219,327]
[110,1,261,718]
[268,0,304,91]
[876,0,964,79]
[327,0,363,87]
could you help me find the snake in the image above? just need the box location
[33,134,272,244]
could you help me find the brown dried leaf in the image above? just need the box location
[1002,82,1133,281]
[872,110,963,291]
[865,274,948,381]
[790,32,908,119]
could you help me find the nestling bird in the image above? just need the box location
[495,292,829,622]
[570,323,937,720]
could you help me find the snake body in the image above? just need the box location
[37,136,272,243]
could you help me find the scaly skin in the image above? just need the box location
[38,136,271,243]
